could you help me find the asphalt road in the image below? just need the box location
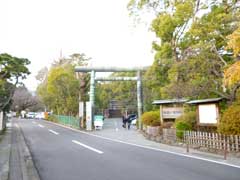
[16,119,240,180]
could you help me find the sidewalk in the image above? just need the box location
[0,128,11,180]
[0,119,40,180]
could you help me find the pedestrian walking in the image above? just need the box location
[122,115,127,128]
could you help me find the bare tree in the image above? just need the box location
[11,86,43,112]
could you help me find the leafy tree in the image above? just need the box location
[37,53,90,116]
[38,65,79,115]
[0,53,30,111]
[221,27,240,103]
[129,0,240,104]
[95,72,137,111]
[227,27,240,57]
[143,60,170,110]
[223,61,240,102]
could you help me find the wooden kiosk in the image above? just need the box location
[152,99,188,124]
[187,98,222,128]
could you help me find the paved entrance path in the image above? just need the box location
[101,118,137,130]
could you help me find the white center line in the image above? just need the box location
[38,124,44,128]
[72,140,104,154]
[48,129,59,135]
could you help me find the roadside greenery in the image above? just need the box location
[175,111,196,139]
[141,110,160,126]
[218,103,240,135]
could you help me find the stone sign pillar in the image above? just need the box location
[0,111,4,131]
[137,70,143,129]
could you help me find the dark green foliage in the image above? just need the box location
[0,53,30,111]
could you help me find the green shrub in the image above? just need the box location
[47,115,58,122]
[218,103,240,135]
[175,111,196,139]
[142,111,160,127]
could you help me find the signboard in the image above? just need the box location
[94,115,104,129]
[198,104,218,124]
[86,101,92,131]
[94,115,104,121]
[162,107,184,119]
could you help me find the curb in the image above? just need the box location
[17,124,41,180]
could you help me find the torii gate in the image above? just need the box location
[75,66,148,130]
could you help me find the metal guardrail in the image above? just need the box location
[54,115,80,129]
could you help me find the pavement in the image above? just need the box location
[1,118,240,180]
[0,127,11,180]
[0,118,40,180]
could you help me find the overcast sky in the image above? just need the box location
[1,0,155,91]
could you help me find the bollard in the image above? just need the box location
[224,138,227,160]
[186,136,189,153]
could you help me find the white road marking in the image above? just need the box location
[32,121,36,124]
[72,140,104,154]
[38,124,44,128]
[48,129,59,135]
[45,120,240,169]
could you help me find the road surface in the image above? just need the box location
[15,119,240,180]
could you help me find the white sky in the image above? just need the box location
[0,0,155,91]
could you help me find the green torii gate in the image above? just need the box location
[75,66,148,130]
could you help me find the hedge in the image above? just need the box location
[141,110,160,127]
[218,103,240,135]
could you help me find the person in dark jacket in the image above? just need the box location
[122,115,127,128]
[126,114,137,130]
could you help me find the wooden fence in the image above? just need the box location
[184,131,240,152]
